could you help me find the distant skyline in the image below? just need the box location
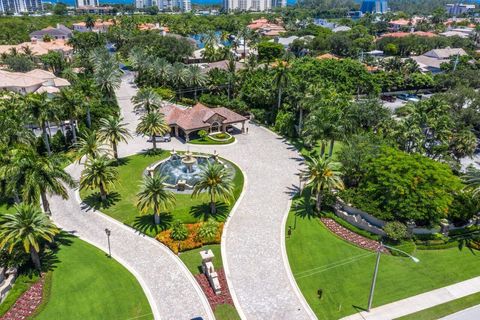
[47,0,296,5]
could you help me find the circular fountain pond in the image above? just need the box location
[154,151,235,191]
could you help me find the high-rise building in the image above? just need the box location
[75,0,99,7]
[0,0,42,13]
[360,0,388,14]
[135,0,190,12]
[223,0,285,12]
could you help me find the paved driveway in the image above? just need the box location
[50,74,316,319]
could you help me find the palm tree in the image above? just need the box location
[91,50,121,100]
[54,88,82,144]
[186,65,207,101]
[301,156,344,212]
[0,204,59,271]
[170,62,187,91]
[76,78,98,128]
[131,88,162,114]
[24,93,58,155]
[75,130,104,163]
[153,58,172,87]
[1,148,75,213]
[137,172,176,225]
[85,15,95,31]
[192,162,234,215]
[273,59,290,112]
[136,112,170,151]
[97,116,131,159]
[80,155,118,202]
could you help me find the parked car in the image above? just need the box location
[380,95,396,102]
[147,134,171,142]
[397,93,420,102]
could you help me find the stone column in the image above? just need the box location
[241,121,245,133]
[185,131,190,142]
[174,126,179,137]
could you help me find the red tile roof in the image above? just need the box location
[379,31,437,39]
[162,103,246,131]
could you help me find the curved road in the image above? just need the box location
[50,74,316,319]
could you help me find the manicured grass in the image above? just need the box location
[288,138,343,159]
[189,135,235,145]
[35,236,152,320]
[396,291,480,320]
[286,207,480,319]
[179,244,223,275]
[80,152,244,237]
[214,304,241,320]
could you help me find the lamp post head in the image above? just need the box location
[411,256,420,263]
[105,228,111,236]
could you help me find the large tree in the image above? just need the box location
[136,112,170,151]
[302,156,344,212]
[0,204,59,271]
[131,88,162,114]
[80,155,118,201]
[192,162,234,215]
[97,116,131,159]
[136,172,176,225]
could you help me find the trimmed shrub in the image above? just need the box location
[384,221,409,241]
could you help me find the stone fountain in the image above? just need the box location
[181,150,197,173]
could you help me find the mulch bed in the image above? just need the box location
[194,268,234,310]
[321,218,389,253]
[1,275,45,320]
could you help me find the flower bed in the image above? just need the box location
[194,268,234,311]
[320,218,389,253]
[1,274,45,320]
[156,222,224,254]
[208,132,232,142]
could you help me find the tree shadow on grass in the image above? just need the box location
[352,305,368,313]
[114,157,131,167]
[189,202,229,222]
[293,188,316,219]
[132,212,173,236]
[81,192,120,211]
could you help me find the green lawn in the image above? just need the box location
[286,208,480,319]
[80,152,244,237]
[396,292,480,320]
[179,244,223,275]
[0,273,40,316]
[189,135,235,145]
[35,236,152,320]
[214,304,241,320]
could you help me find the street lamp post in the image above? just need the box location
[105,228,112,258]
[367,242,419,312]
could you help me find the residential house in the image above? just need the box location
[247,18,286,37]
[0,69,70,95]
[30,24,72,41]
[445,3,475,15]
[161,103,247,141]
[0,39,73,57]
[410,47,468,73]
[72,19,114,33]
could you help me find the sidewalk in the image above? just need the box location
[341,276,480,320]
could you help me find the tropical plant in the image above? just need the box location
[272,59,290,112]
[192,162,234,215]
[383,221,409,241]
[80,155,118,201]
[85,15,95,31]
[463,166,480,197]
[0,148,75,213]
[91,49,122,99]
[302,156,344,212]
[136,111,170,150]
[75,130,104,163]
[54,87,83,144]
[0,204,59,271]
[170,220,188,242]
[97,116,131,159]
[186,65,207,101]
[136,172,176,225]
[132,87,162,114]
[197,218,219,243]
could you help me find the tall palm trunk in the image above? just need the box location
[298,106,304,136]
[30,246,41,271]
[320,141,326,157]
[40,191,50,214]
[277,86,282,111]
[41,123,51,156]
[328,139,335,158]
[153,204,160,225]
[70,118,77,143]
[112,141,118,159]
[210,192,216,214]
[99,183,107,201]
[152,137,157,150]
[86,105,92,128]
[194,87,197,102]
[316,191,323,213]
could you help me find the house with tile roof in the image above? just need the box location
[0,39,72,57]
[0,69,70,95]
[29,24,73,41]
[161,103,247,142]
